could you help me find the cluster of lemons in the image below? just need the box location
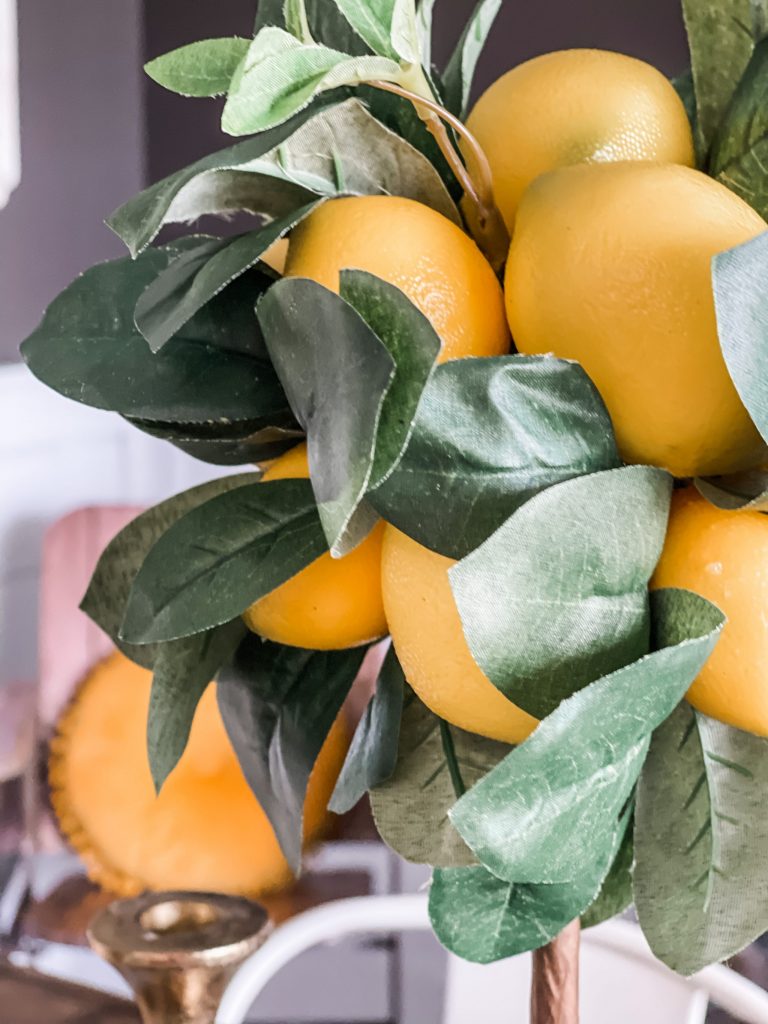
[57,50,768,899]
[252,48,768,742]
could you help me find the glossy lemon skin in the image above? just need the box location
[466,48,695,231]
[381,526,538,744]
[505,162,767,478]
[285,196,510,363]
[50,652,348,896]
[244,443,388,650]
[652,487,768,736]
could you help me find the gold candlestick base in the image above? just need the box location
[87,891,272,1024]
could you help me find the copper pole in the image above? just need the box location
[530,919,581,1024]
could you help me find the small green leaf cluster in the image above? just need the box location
[17,0,768,980]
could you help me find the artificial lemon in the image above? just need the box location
[381,526,538,744]
[244,443,387,649]
[466,48,695,231]
[505,162,766,478]
[285,196,510,362]
[50,651,349,896]
[651,486,768,736]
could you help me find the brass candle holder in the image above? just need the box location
[87,891,272,1024]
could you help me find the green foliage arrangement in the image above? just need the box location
[21,0,768,986]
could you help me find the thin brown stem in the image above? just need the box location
[369,79,510,271]
[531,920,581,1024]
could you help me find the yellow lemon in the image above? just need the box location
[244,443,387,649]
[285,195,510,362]
[651,486,768,736]
[381,526,538,743]
[50,651,349,896]
[505,162,766,478]
[466,48,695,231]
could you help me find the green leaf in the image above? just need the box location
[329,646,405,813]
[672,68,705,167]
[695,469,768,511]
[20,244,289,426]
[256,0,288,31]
[429,811,629,964]
[135,208,316,353]
[285,0,314,42]
[147,619,247,791]
[416,0,437,68]
[713,230,768,447]
[120,479,328,644]
[257,0,374,55]
[221,27,401,136]
[450,589,724,885]
[128,417,302,467]
[450,466,672,719]
[217,635,367,870]
[257,273,441,555]
[80,474,260,667]
[711,36,768,217]
[681,0,764,155]
[333,0,421,62]
[369,356,621,560]
[635,703,768,975]
[145,38,250,97]
[369,688,510,867]
[581,819,634,929]
[441,0,501,117]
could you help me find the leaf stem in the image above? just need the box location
[370,78,510,272]
[439,719,467,798]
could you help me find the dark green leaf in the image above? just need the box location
[145,38,250,97]
[217,634,366,870]
[256,0,373,55]
[333,0,421,62]
[256,0,287,31]
[369,688,510,867]
[221,27,400,136]
[128,417,302,467]
[713,230,768,446]
[672,68,704,167]
[696,469,768,511]
[329,646,405,813]
[135,208,315,353]
[429,811,629,964]
[147,619,247,791]
[285,0,314,42]
[681,0,764,155]
[20,244,289,425]
[121,479,328,644]
[258,273,441,555]
[450,466,671,719]
[80,474,260,667]
[635,703,768,975]
[581,819,634,929]
[450,589,724,885]
[441,0,501,117]
[369,356,621,560]
[711,36,768,217]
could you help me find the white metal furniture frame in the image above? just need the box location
[217,894,768,1024]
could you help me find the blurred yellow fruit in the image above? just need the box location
[381,526,538,743]
[285,196,510,362]
[50,651,349,896]
[651,486,768,736]
[505,162,766,478]
[466,48,695,230]
[262,237,289,274]
[244,443,387,649]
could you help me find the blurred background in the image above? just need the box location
[1,3,740,1023]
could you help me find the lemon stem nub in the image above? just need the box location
[370,79,510,272]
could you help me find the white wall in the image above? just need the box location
[0,362,231,685]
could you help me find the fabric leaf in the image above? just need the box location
[441,0,501,117]
[144,37,249,97]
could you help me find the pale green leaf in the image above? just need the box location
[329,646,405,813]
[450,466,672,718]
[370,689,511,867]
[713,230,768,447]
[450,589,724,885]
[416,0,437,68]
[145,37,249,97]
[120,479,328,644]
[369,356,620,560]
[441,0,501,117]
[636,703,768,974]
[222,27,401,135]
